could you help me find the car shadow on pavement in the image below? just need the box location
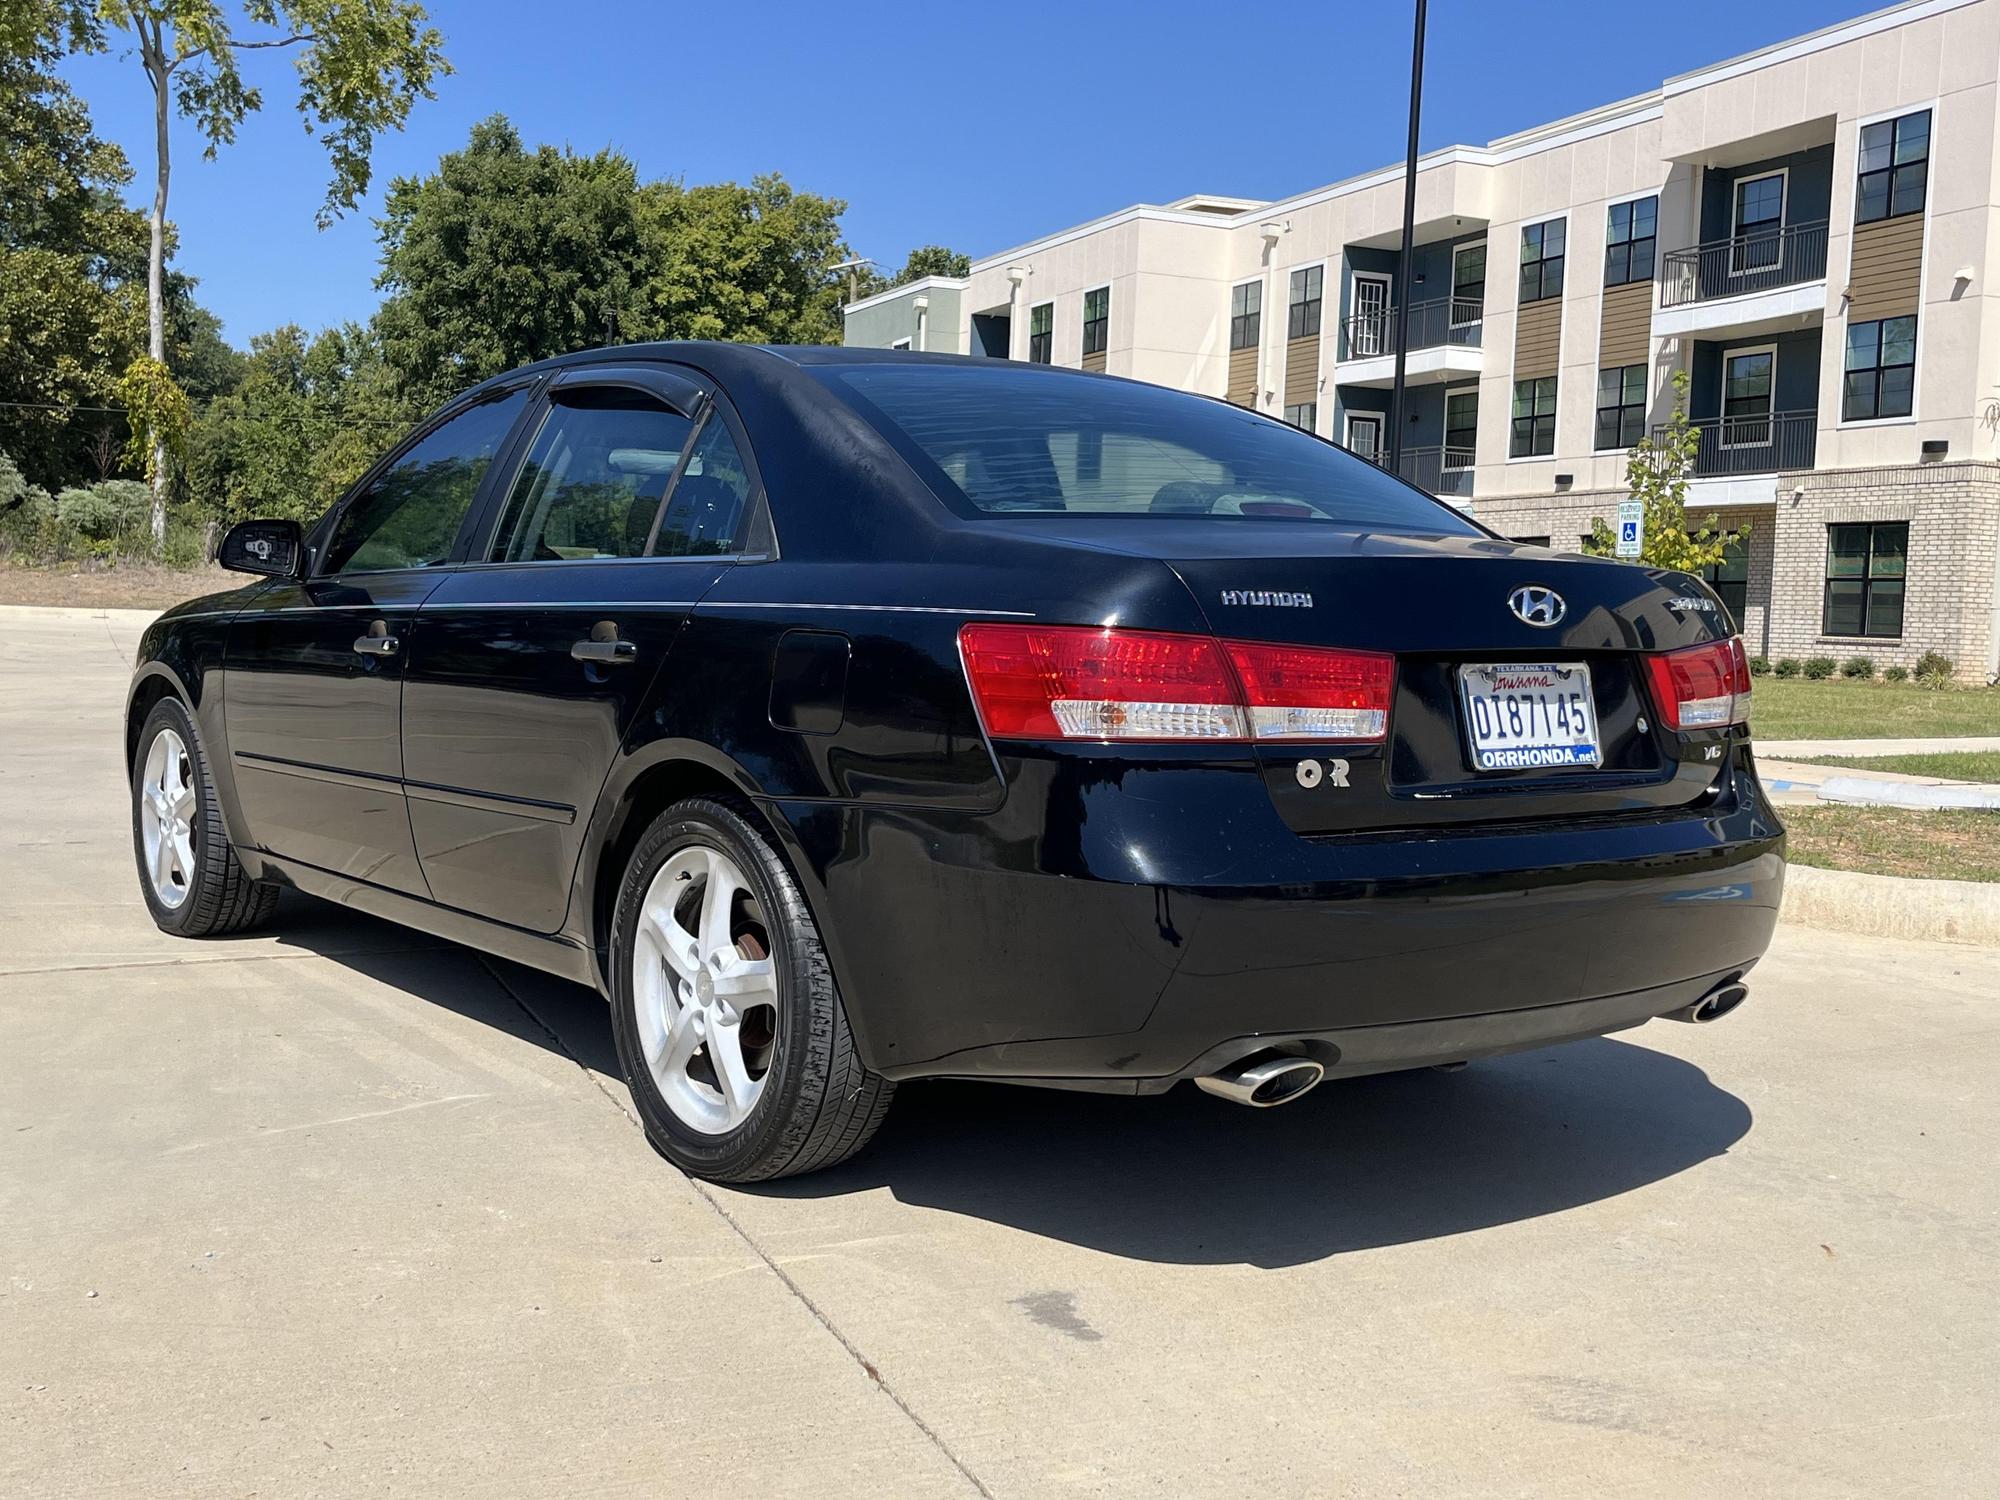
[270,897,1752,1270]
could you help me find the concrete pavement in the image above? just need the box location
[3,610,1996,1497]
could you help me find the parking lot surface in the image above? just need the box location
[3,609,1996,1497]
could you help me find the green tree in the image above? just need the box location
[1583,370,1749,575]
[850,244,973,301]
[12,0,448,546]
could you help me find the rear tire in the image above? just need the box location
[131,697,278,937]
[609,796,893,1182]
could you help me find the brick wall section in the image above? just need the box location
[1473,461,2000,682]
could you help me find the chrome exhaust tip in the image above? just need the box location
[1669,981,1749,1024]
[1194,1053,1326,1108]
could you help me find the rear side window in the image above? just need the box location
[488,389,695,562]
[813,364,1477,534]
[654,415,753,557]
[325,388,530,573]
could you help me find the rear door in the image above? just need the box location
[223,385,534,893]
[398,366,759,932]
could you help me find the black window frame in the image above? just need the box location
[1518,218,1566,304]
[1081,287,1110,357]
[1444,388,1478,466]
[1594,364,1646,451]
[1282,401,1317,433]
[1856,109,1931,225]
[1699,535,1750,629]
[1028,301,1054,364]
[1287,264,1323,340]
[1451,243,1486,323]
[1604,196,1657,287]
[1228,282,1260,352]
[1510,376,1558,458]
[1722,346,1776,445]
[1842,315,1916,422]
[1822,521,1908,639]
[1731,171,1785,273]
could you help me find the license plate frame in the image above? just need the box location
[1456,661,1603,772]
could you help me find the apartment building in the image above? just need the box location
[843,0,2000,681]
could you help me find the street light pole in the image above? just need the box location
[1388,0,1427,475]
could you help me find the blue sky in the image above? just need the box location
[60,0,1866,346]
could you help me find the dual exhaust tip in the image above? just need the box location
[1194,1053,1325,1108]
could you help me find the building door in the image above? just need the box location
[1351,273,1391,357]
[1345,412,1385,463]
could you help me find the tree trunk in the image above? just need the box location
[145,23,171,552]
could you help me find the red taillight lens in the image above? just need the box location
[1642,636,1752,731]
[958,624,1394,743]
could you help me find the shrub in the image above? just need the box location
[1841,655,1875,679]
[1748,656,1772,677]
[1774,658,1802,678]
[160,521,209,570]
[1803,656,1837,680]
[1884,665,1909,682]
[1914,651,1955,689]
[55,480,151,542]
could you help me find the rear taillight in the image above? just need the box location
[1642,636,1751,731]
[958,624,1394,743]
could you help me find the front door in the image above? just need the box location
[1345,413,1385,464]
[223,385,534,894]
[1351,274,1391,356]
[399,369,756,933]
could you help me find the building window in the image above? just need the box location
[1028,303,1053,363]
[1283,401,1317,432]
[1082,287,1109,357]
[1842,316,1916,421]
[1823,521,1907,638]
[1604,197,1657,287]
[1445,389,1478,467]
[1594,365,1646,450]
[1451,244,1486,325]
[1731,172,1784,272]
[889,338,911,351]
[1857,109,1930,224]
[1228,283,1260,351]
[1700,537,1749,629]
[1510,377,1557,457]
[1511,534,1551,548]
[1287,266,1323,339]
[1722,347,1775,445]
[1519,220,1565,303]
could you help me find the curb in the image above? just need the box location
[1781,864,2000,946]
[0,604,162,624]
[1818,776,2000,811]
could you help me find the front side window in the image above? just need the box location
[654,415,754,557]
[1824,521,1907,638]
[1445,389,1478,466]
[1283,401,1316,432]
[1843,316,1916,421]
[324,387,531,574]
[487,388,695,563]
[1594,364,1646,451]
[1229,282,1260,351]
[1723,349,1775,445]
[1857,109,1930,224]
[1287,265,1323,339]
[1081,288,1109,357]
[1732,172,1784,271]
[1519,219,1565,303]
[1605,197,1657,287]
[1701,536,1749,629]
[812,363,1482,534]
[1510,376,1557,457]
[1028,302,1053,364]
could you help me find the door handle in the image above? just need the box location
[571,638,637,665]
[352,632,400,657]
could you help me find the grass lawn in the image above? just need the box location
[1792,749,2000,782]
[1783,804,2000,882]
[0,560,233,611]
[1749,677,2000,740]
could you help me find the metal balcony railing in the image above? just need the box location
[1340,297,1484,360]
[1654,410,1818,476]
[1659,221,1829,307]
[1358,443,1476,498]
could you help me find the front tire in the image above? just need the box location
[609,796,893,1182]
[131,697,278,937]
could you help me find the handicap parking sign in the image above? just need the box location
[1615,500,1644,559]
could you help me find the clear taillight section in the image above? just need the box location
[958,624,1394,743]
[1642,636,1752,731]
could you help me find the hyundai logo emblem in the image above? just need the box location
[1508,585,1567,628]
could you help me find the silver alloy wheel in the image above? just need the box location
[632,842,779,1135]
[140,727,197,909]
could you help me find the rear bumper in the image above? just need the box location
[768,746,1784,1086]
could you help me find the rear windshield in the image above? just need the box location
[813,363,1479,535]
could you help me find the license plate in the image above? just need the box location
[1457,662,1602,771]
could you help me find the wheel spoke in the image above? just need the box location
[171,786,196,819]
[171,829,194,883]
[650,1002,702,1082]
[707,1017,755,1122]
[697,859,735,960]
[153,830,175,889]
[712,956,776,1007]
[645,902,701,985]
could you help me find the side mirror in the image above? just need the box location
[218,518,304,579]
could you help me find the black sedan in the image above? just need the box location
[127,344,1783,1181]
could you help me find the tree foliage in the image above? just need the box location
[1582,371,1749,575]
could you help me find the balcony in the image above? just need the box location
[1656,410,1817,480]
[1361,444,1475,500]
[1335,298,1484,387]
[1654,222,1829,339]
